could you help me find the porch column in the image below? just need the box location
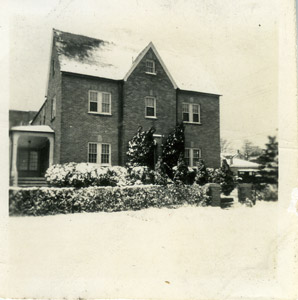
[48,135,54,167]
[11,132,20,186]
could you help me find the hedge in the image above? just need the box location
[9,184,210,216]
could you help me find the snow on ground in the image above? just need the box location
[2,202,282,299]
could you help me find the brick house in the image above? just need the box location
[10,29,221,186]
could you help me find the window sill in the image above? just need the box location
[87,163,111,167]
[145,116,157,119]
[183,121,201,125]
[88,112,112,116]
[145,72,157,75]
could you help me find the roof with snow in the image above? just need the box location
[53,29,220,95]
[10,125,54,133]
[229,158,260,169]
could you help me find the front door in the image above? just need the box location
[17,148,40,177]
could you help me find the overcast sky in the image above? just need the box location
[7,0,278,150]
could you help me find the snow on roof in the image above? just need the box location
[11,125,54,133]
[54,29,220,95]
[230,158,260,169]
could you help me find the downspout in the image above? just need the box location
[176,88,180,124]
[118,80,124,166]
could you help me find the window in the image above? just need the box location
[182,103,200,123]
[185,148,201,167]
[88,143,111,166]
[29,151,38,171]
[88,91,111,114]
[146,59,156,74]
[145,96,156,118]
[51,97,56,120]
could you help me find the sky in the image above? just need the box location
[6,0,278,150]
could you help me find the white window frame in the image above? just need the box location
[145,59,156,74]
[87,142,111,166]
[88,90,112,115]
[182,103,201,124]
[51,96,56,120]
[145,96,157,118]
[185,148,201,167]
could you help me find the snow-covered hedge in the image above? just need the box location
[45,163,129,187]
[9,184,210,216]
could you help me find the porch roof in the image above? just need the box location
[10,125,54,133]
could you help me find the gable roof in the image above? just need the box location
[53,29,220,94]
[123,42,177,89]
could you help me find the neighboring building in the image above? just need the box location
[221,153,260,183]
[10,29,221,186]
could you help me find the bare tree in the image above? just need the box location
[220,138,231,153]
[241,139,262,160]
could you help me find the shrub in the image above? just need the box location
[45,163,129,187]
[127,165,154,185]
[254,184,278,201]
[126,126,155,169]
[9,184,210,216]
[161,122,185,178]
[195,159,209,185]
[153,158,172,185]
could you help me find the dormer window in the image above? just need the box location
[146,59,156,74]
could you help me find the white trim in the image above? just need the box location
[185,148,202,167]
[88,90,112,115]
[182,103,201,124]
[145,96,157,118]
[146,59,156,74]
[87,142,111,166]
[45,29,55,99]
[124,42,178,89]
[51,96,56,120]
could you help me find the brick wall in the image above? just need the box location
[122,48,177,164]
[177,90,220,168]
[60,73,121,165]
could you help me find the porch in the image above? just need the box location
[10,125,54,187]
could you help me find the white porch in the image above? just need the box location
[10,125,54,186]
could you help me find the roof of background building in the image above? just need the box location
[54,29,220,95]
[229,158,260,169]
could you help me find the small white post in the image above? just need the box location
[48,135,54,166]
[11,133,20,186]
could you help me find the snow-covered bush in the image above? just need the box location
[126,126,155,169]
[161,122,185,178]
[127,165,154,185]
[45,163,128,187]
[153,158,172,185]
[195,160,209,185]
[254,184,278,201]
[9,184,210,216]
[173,154,196,185]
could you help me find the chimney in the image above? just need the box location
[230,157,233,165]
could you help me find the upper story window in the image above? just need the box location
[88,142,111,166]
[51,97,56,120]
[89,91,111,114]
[185,148,201,167]
[146,59,156,74]
[182,103,200,123]
[145,96,156,118]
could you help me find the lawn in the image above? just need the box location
[1,201,286,299]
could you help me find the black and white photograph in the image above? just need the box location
[1,0,298,299]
